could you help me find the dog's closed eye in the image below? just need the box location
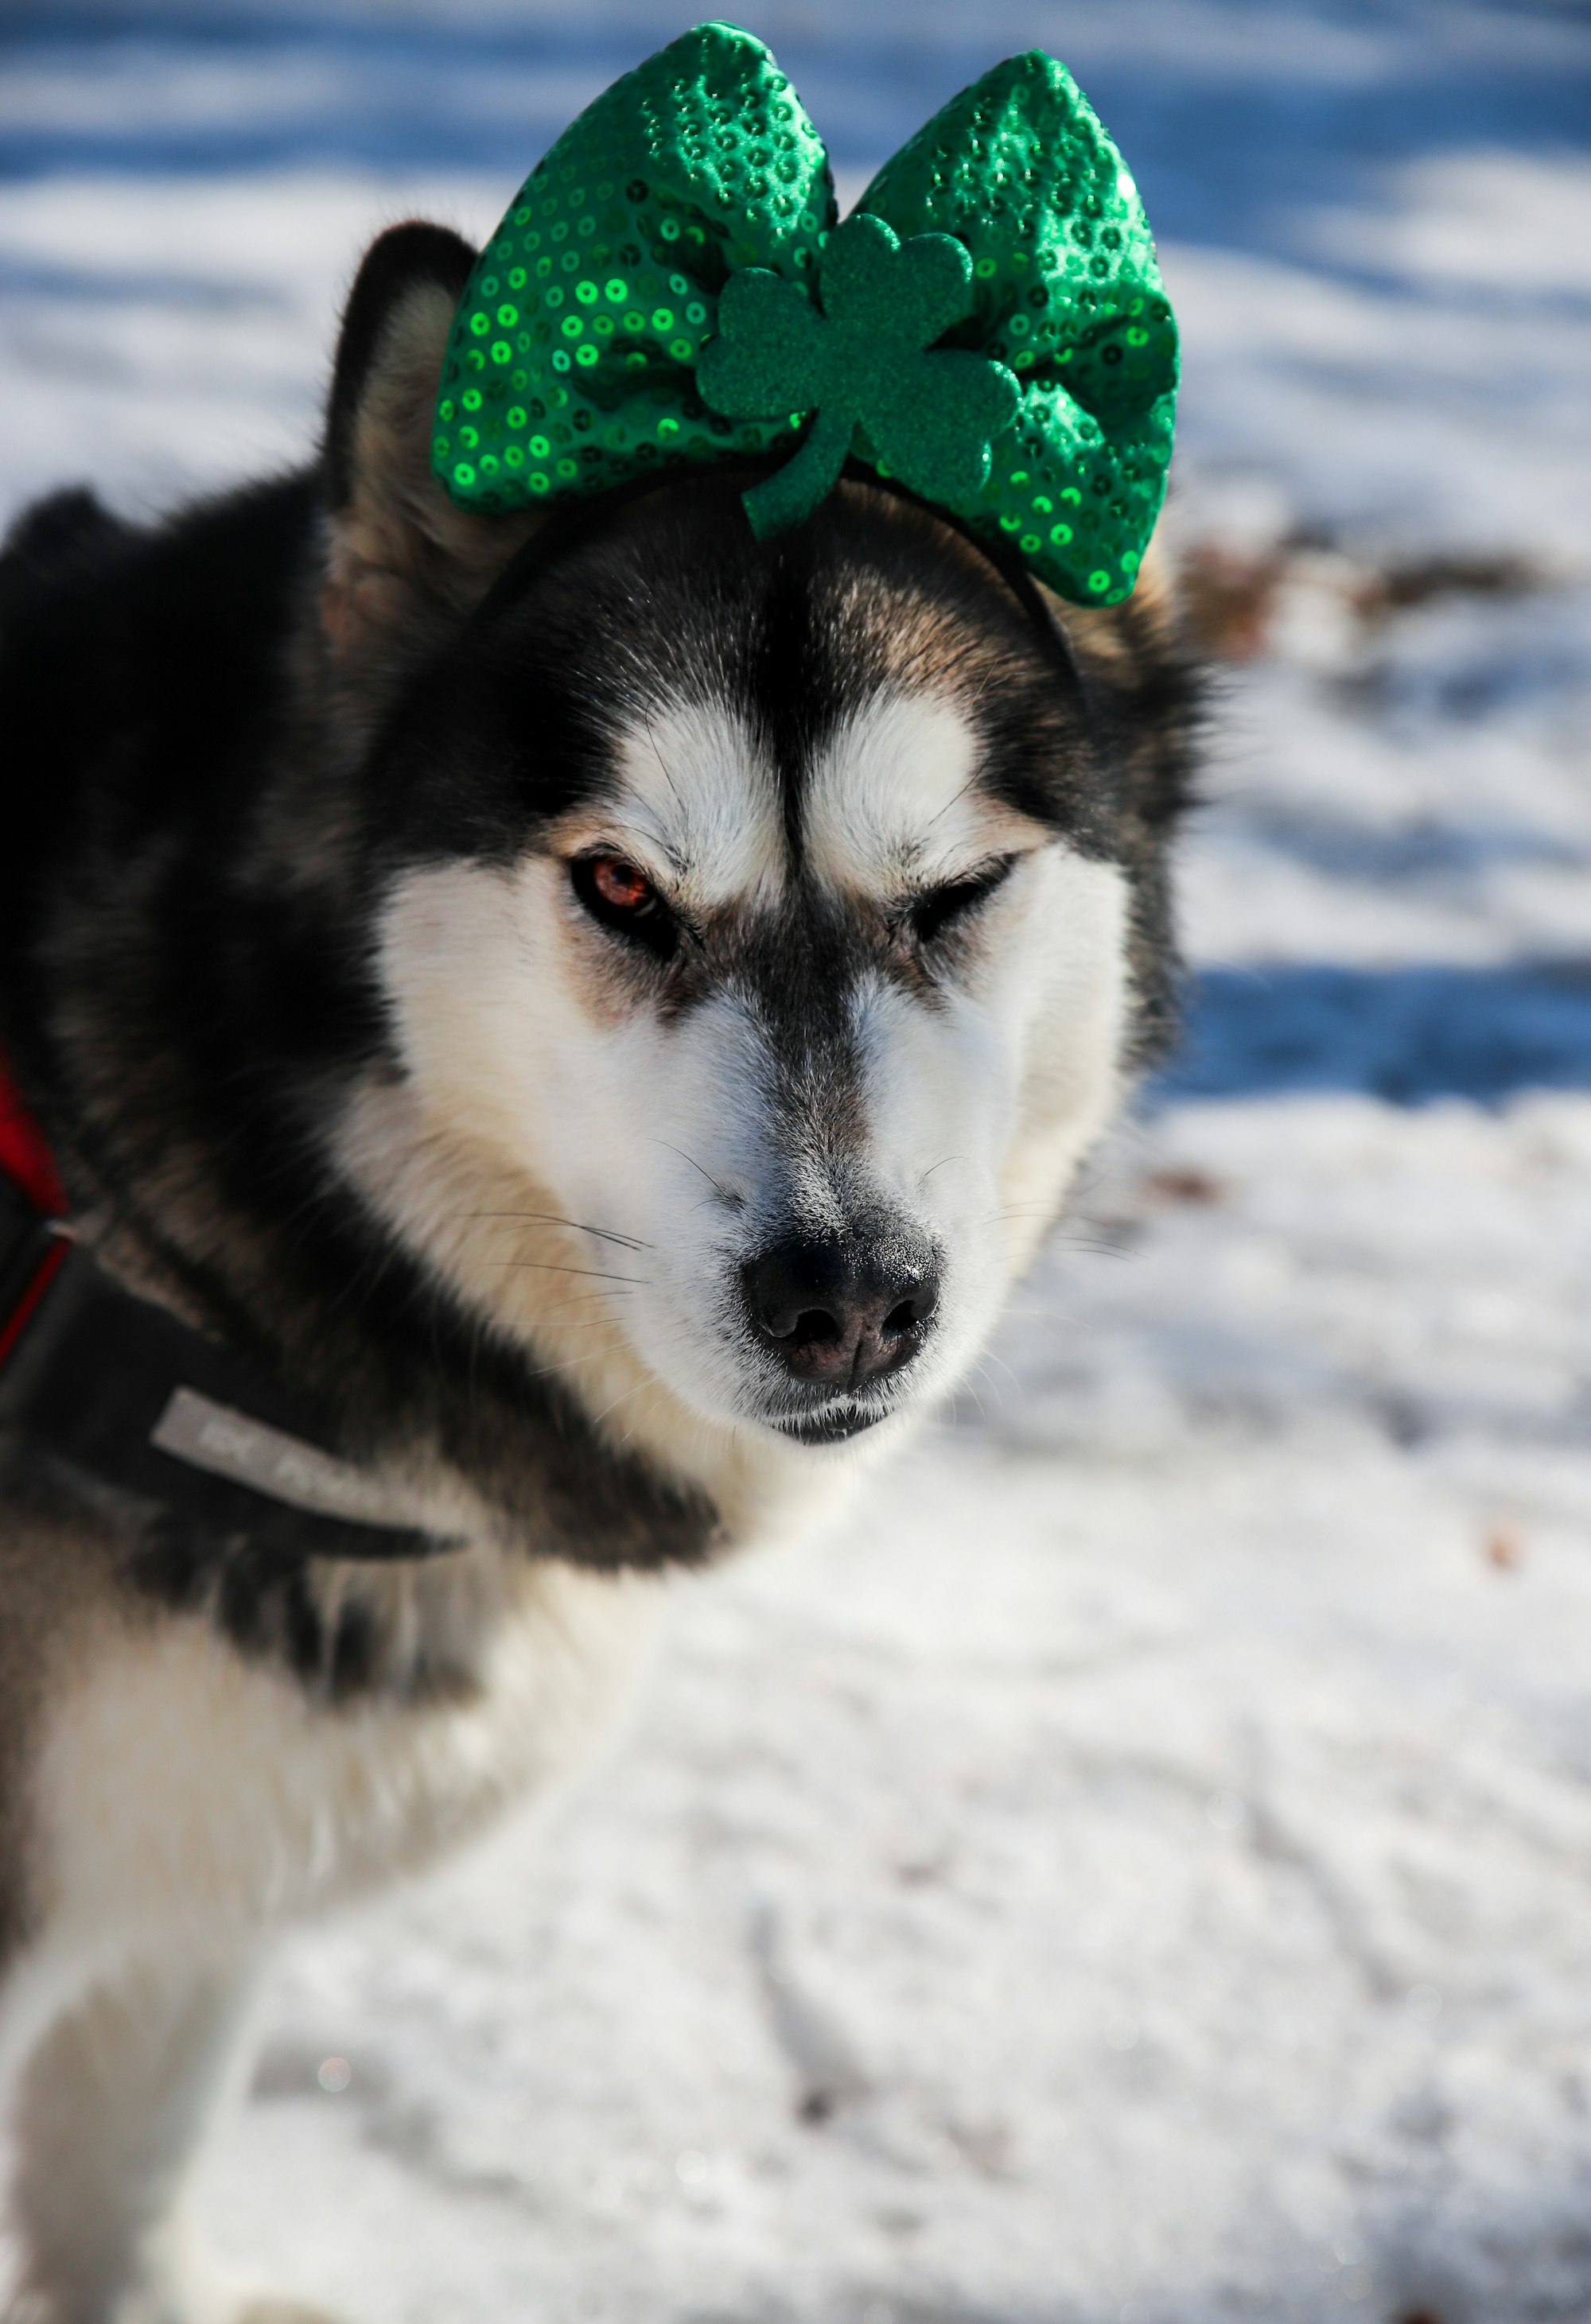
[910,856,1017,947]
[570,852,679,962]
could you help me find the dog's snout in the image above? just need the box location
[741,1233,940,1387]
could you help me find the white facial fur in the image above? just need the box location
[344,691,1131,1485]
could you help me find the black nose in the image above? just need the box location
[741,1232,940,1387]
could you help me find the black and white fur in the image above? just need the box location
[0,223,1195,2322]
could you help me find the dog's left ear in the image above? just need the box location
[320,221,541,663]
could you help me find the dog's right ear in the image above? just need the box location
[320,221,540,665]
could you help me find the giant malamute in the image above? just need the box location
[0,177,1194,2323]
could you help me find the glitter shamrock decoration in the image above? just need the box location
[696,211,1020,538]
[433,25,1178,606]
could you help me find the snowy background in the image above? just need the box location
[4,4,1591,2318]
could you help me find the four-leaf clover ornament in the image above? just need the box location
[696,212,1021,539]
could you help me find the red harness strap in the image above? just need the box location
[0,1042,69,1372]
[0,1045,65,1216]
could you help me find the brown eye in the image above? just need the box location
[570,852,678,961]
[590,854,653,911]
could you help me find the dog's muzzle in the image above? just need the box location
[740,1226,940,1440]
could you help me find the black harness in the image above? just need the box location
[0,1090,453,1564]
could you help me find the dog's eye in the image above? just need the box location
[570,853,678,960]
[911,857,1017,946]
[590,855,652,911]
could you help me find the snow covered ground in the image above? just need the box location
[3,5,1591,2318]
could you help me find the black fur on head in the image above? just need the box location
[352,459,1196,1066]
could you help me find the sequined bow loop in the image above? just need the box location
[432,25,831,525]
[431,20,1177,608]
[856,52,1177,603]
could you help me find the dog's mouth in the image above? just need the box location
[768,1401,891,1447]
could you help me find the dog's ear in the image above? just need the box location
[320,221,540,663]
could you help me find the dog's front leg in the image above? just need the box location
[6,1949,338,2324]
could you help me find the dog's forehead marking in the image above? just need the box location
[558,692,1036,912]
[595,701,784,905]
[802,691,1017,891]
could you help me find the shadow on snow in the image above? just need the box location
[1156,958,1591,1107]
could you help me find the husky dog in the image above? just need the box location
[0,223,1193,2323]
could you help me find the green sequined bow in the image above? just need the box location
[431,21,1177,608]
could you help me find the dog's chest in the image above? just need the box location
[33,1557,663,1958]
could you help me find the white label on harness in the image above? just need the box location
[150,1386,408,1530]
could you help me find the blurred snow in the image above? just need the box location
[3,5,1590,2320]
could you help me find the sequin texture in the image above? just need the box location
[432,25,1177,608]
[432,25,834,514]
[856,49,1177,604]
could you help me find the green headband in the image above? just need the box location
[431,21,1177,608]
